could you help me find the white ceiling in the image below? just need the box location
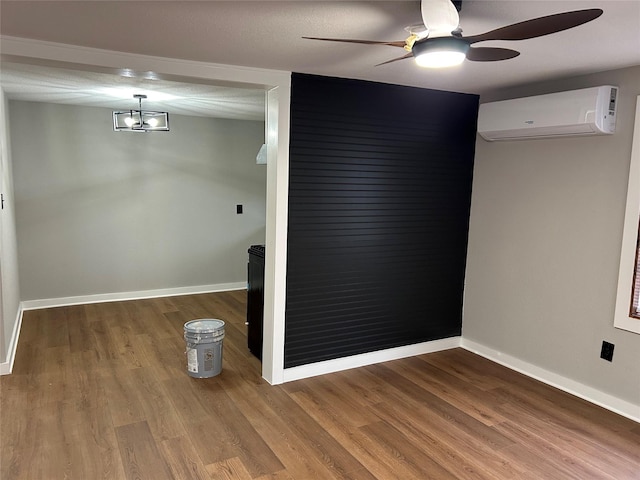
[0,62,267,120]
[1,0,639,119]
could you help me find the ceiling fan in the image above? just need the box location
[303,0,603,68]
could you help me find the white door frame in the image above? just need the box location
[0,36,291,383]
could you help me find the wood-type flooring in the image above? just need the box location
[1,290,638,479]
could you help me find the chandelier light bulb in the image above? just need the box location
[113,94,170,132]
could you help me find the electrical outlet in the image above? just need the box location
[236,204,243,214]
[600,341,614,362]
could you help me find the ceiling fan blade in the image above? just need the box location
[421,0,460,35]
[466,47,520,62]
[302,37,406,48]
[464,9,603,44]
[375,52,414,67]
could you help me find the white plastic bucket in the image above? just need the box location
[184,319,225,378]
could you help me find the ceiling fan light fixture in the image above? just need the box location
[413,37,469,68]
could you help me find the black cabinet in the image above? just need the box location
[247,245,265,360]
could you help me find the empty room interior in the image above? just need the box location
[0,1,639,479]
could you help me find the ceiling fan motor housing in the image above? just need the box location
[413,36,469,57]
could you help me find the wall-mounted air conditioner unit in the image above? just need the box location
[477,85,618,141]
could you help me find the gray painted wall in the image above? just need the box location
[10,101,266,301]
[1,91,21,365]
[464,66,640,405]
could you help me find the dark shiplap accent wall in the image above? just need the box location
[285,73,478,368]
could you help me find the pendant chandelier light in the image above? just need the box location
[113,94,170,132]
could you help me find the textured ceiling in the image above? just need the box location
[1,0,639,118]
[0,62,266,121]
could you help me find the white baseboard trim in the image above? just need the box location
[0,304,24,376]
[282,336,461,383]
[20,282,247,311]
[461,338,640,423]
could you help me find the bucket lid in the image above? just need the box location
[184,319,225,333]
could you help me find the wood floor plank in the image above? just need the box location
[361,420,459,480]
[216,368,360,480]
[479,358,637,433]
[369,400,529,480]
[2,290,638,480]
[491,385,640,465]
[219,356,374,479]
[498,443,587,480]
[135,331,186,381]
[67,304,97,353]
[289,389,435,480]
[205,456,253,480]
[365,363,515,451]
[40,306,70,348]
[108,322,150,370]
[254,472,297,480]
[161,372,216,425]
[417,348,514,391]
[160,435,212,480]
[62,367,127,479]
[9,399,81,479]
[328,368,390,406]
[162,309,193,338]
[149,295,180,314]
[290,374,380,428]
[115,420,174,480]
[86,315,121,364]
[1,372,122,479]
[385,356,509,426]
[124,301,181,340]
[100,368,148,427]
[181,416,240,465]
[162,371,283,478]
[186,380,285,477]
[495,399,640,479]
[357,367,525,478]
[257,383,373,479]
[61,400,127,479]
[0,375,34,450]
[494,420,619,480]
[10,310,47,376]
[128,367,186,441]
